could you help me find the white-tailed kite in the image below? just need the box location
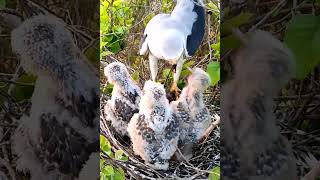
[139,0,205,95]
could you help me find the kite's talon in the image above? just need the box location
[170,83,181,97]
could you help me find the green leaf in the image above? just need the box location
[221,12,253,36]
[100,159,106,171]
[207,62,220,86]
[84,42,99,64]
[208,166,220,180]
[180,68,191,80]
[13,74,36,101]
[114,167,125,180]
[211,42,220,59]
[102,84,113,95]
[100,173,107,180]
[179,61,194,81]
[100,135,112,156]
[115,149,128,161]
[211,42,220,51]
[221,34,241,54]
[114,150,124,160]
[177,80,186,89]
[132,71,139,81]
[162,68,173,80]
[284,14,320,79]
[113,0,122,7]
[184,60,195,67]
[0,0,5,8]
[207,2,219,12]
[109,42,121,53]
[100,135,107,147]
[103,165,114,176]
[100,50,113,60]
[119,155,128,161]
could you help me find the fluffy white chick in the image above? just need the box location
[221,29,296,180]
[171,68,211,159]
[127,81,179,170]
[11,15,99,180]
[104,62,141,136]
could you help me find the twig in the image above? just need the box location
[207,13,212,60]
[7,64,24,96]
[275,94,320,101]
[0,123,17,128]
[0,158,16,180]
[250,0,286,31]
[200,114,220,143]
[82,37,99,53]
[0,79,34,86]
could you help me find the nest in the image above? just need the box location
[0,93,31,180]
[100,91,220,179]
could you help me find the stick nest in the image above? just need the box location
[100,89,220,179]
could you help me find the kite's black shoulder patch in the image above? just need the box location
[186,2,205,56]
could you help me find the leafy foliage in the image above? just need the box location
[221,12,253,36]
[100,135,128,180]
[13,75,36,101]
[211,40,220,59]
[208,166,220,180]
[220,12,252,54]
[100,0,134,58]
[221,8,320,81]
[0,0,5,8]
[100,161,126,180]
[284,14,320,79]
[207,61,220,86]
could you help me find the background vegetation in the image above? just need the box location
[0,0,99,179]
[221,0,320,178]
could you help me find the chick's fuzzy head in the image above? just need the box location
[11,15,75,76]
[104,62,130,86]
[187,68,211,91]
[141,80,168,106]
